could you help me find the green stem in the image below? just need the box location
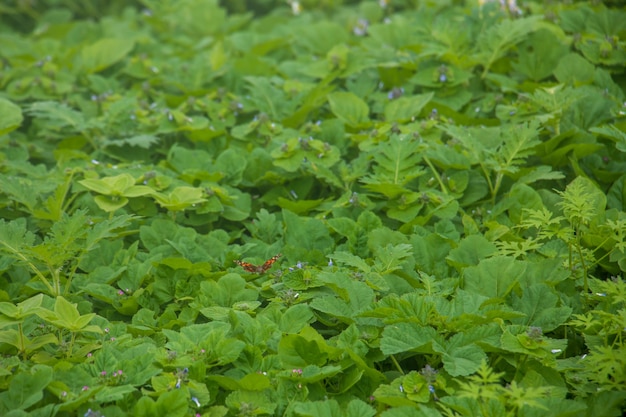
[67,332,77,359]
[18,322,26,360]
[423,156,448,195]
[390,354,404,375]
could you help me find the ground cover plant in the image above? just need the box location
[0,0,625,415]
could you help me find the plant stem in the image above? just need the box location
[390,354,404,375]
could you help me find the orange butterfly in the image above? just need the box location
[234,254,282,273]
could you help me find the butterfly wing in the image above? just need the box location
[234,254,281,273]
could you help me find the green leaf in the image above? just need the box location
[327,92,370,127]
[0,364,52,412]
[346,399,377,417]
[79,173,135,195]
[361,134,425,190]
[0,98,23,135]
[294,399,342,417]
[463,256,524,300]
[0,294,43,321]
[438,343,486,377]
[278,304,315,334]
[476,16,542,77]
[554,53,595,85]
[199,274,258,308]
[278,334,328,368]
[591,124,626,153]
[446,235,498,270]
[558,176,606,226]
[27,101,85,131]
[380,323,439,355]
[384,93,434,122]
[512,29,569,82]
[225,390,276,415]
[283,209,334,260]
[80,38,135,74]
[153,186,207,211]
[511,284,572,332]
[155,389,188,417]
[40,296,100,334]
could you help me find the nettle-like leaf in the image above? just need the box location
[3,1,626,414]
[27,101,86,133]
[361,134,426,197]
[591,124,626,153]
[475,15,542,77]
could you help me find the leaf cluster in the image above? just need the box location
[0,0,626,416]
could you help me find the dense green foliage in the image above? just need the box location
[1,0,626,416]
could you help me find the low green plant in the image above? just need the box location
[0,0,625,416]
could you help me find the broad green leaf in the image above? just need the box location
[0,294,43,320]
[439,344,486,377]
[199,274,258,307]
[553,53,595,85]
[155,389,188,417]
[446,235,497,270]
[278,334,328,368]
[463,256,524,300]
[345,399,377,417]
[94,195,129,212]
[380,323,438,355]
[512,29,569,82]
[152,186,207,211]
[94,385,137,403]
[379,405,441,417]
[327,92,370,127]
[294,399,342,417]
[331,251,371,272]
[53,296,81,324]
[385,92,434,122]
[296,21,349,55]
[309,296,353,322]
[225,390,276,415]
[279,304,315,334]
[0,364,52,411]
[80,38,135,74]
[511,284,572,332]
[283,209,334,260]
[79,173,136,195]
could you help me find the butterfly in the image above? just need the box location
[234,254,282,273]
